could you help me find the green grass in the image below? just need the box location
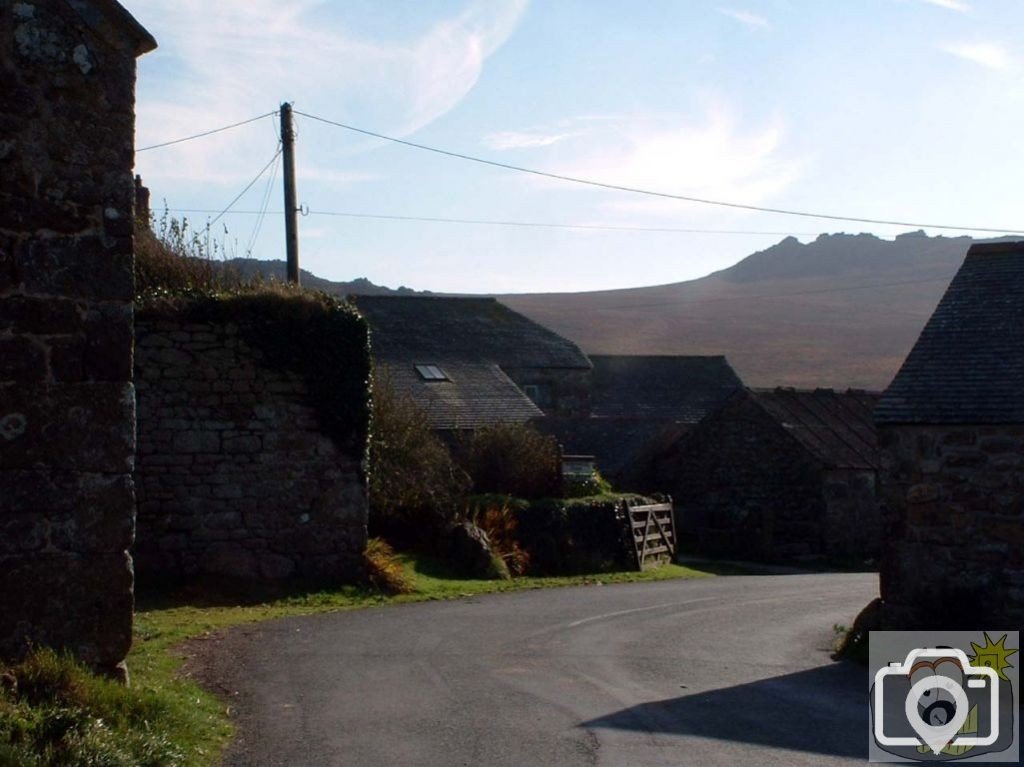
[4,554,714,767]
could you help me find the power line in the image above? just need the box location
[136,111,278,152]
[205,147,283,229]
[311,210,826,236]
[244,151,282,256]
[294,109,1024,236]
[161,208,823,236]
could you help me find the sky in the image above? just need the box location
[131,0,1024,294]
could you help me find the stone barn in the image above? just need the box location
[875,241,1024,629]
[536,355,743,489]
[0,0,155,677]
[650,387,881,562]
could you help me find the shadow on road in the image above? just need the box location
[582,662,866,758]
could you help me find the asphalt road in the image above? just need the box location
[205,573,878,766]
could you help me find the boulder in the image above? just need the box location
[444,522,508,580]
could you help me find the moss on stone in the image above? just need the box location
[137,286,371,457]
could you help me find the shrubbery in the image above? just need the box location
[457,424,561,499]
[515,496,641,575]
[563,470,613,499]
[135,211,242,296]
[368,379,470,545]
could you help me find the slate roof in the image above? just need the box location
[876,242,1024,425]
[750,388,882,469]
[535,417,683,479]
[353,296,591,369]
[380,361,542,430]
[589,355,743,421]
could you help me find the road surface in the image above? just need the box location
[202,573,877,766]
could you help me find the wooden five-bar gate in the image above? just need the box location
[620,498,677,571]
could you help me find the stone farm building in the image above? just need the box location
[0,0,155,677]
[876,242,1024,629]
[537,355,743,488]
[352,295,592,430]
[649,387,882,562]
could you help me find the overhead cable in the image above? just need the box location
[294,109,1024,235]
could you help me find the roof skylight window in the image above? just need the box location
[415,364,449,381]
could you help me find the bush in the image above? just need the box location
[368,379,470,545]
[458,424,561,499]
[135,210,243,296]
[363,538,414,595]
[563,470,613,499]
[514,495,652,575]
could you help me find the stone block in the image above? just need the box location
[201,544,258,579]
[0,382,134,472]
[259,554,296,580]
[172,431,219,454]
[84,302,133,381]
[16,236,133,301]
[0,336,46,381]
[223,435,260,454]
[0,470,134,553]
[0,295,83,334]
[0,551,133,670]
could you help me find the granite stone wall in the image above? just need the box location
[134,316,368,584]
[878,425,1024,628]
[822,468,880,561]
[653,395,880,562]
[0,0,152,676]
[655,396,824,561]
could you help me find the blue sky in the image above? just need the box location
[131,0,1024,293]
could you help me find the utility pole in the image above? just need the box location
[280,102,300,285]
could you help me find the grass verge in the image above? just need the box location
[3,554,715,767]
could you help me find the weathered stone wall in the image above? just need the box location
[134,316,368,584]
[655,395,823,561]
[0,1,151,676]
[822,468,880,561]
[652,395,880,562]
[878,425,1024,628]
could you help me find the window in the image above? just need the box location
[522,383,552,407]
[414,364,448,381]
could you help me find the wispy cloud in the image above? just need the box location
[941,41,1014,70]
[921,0,971,11]
[403,0,528,134]
[483,130,576,150]
[717,8,770,29]
[133,0,528,182]
[523,105,802,218]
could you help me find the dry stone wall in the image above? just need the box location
[878,425,1024,628]
[134,315,368,584]
[0,0,153,677]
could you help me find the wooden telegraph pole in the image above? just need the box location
[280,102,300,285]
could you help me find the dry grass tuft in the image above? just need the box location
[363,538,415,595]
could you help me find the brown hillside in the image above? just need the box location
[500,232,982,390]
[231,231,997,390]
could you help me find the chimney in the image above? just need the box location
[134,174,151,222]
